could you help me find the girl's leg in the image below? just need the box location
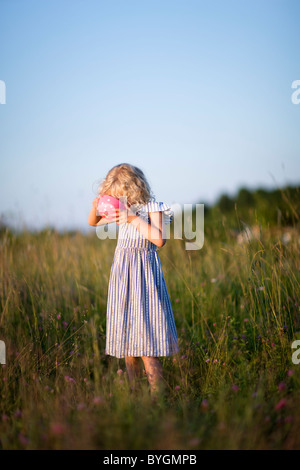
[141,356,164,396]
[124,356,143,388]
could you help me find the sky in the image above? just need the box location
[0,0,299,231]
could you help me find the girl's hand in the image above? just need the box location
[92,197,100,210]
[113,205,138,225]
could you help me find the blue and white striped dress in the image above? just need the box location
[105,200,179,358]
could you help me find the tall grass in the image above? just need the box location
[0,218,300,449]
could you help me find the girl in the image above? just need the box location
[88,163,179,395]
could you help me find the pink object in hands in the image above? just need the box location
[97,195,126,221]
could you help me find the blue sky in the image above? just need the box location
[0,0,299,230]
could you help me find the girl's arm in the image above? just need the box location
[132,211,166,247]
[88,198,110,227]
[114,208,166,247]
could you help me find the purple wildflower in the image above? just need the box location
[278,382,286,392]
[275,398,287,411]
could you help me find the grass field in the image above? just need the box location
[0,214,300,450]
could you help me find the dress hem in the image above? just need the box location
[105,348,179,359]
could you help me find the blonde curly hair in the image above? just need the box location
[98,163,154,207]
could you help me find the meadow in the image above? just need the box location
[0,206,300,450]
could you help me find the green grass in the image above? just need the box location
[0,219,300,450]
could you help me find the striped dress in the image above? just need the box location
[105,200,179,358]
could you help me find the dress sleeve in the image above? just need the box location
[137,201,174,225]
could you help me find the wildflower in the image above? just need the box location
[201,399,209,410]
[18,433,29,446]
[211,278,217,283]
[50,423,66,435]
[287,369,294,377]
[175,385,180,391]
[181,354,187,360]
[258,286,265,291]
[175,298,180,303]
[64,375,76,384]
[188,437,201,447]
[56,314,61,320]
[205,358,210,363]
[213,322,216,327]
[275,398,287,411]
[244,318,249,323]
[93,396,104,405]
[232,384,239,392]
[2,414,9,422]
[278,382,286,392]
[77,403,86,411]
[116,369,123,375]
[14,410,22,419]
[217,421,226,431]
[214,359,218,363]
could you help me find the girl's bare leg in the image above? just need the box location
[141,356,164,396]
[125,356,143,389]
